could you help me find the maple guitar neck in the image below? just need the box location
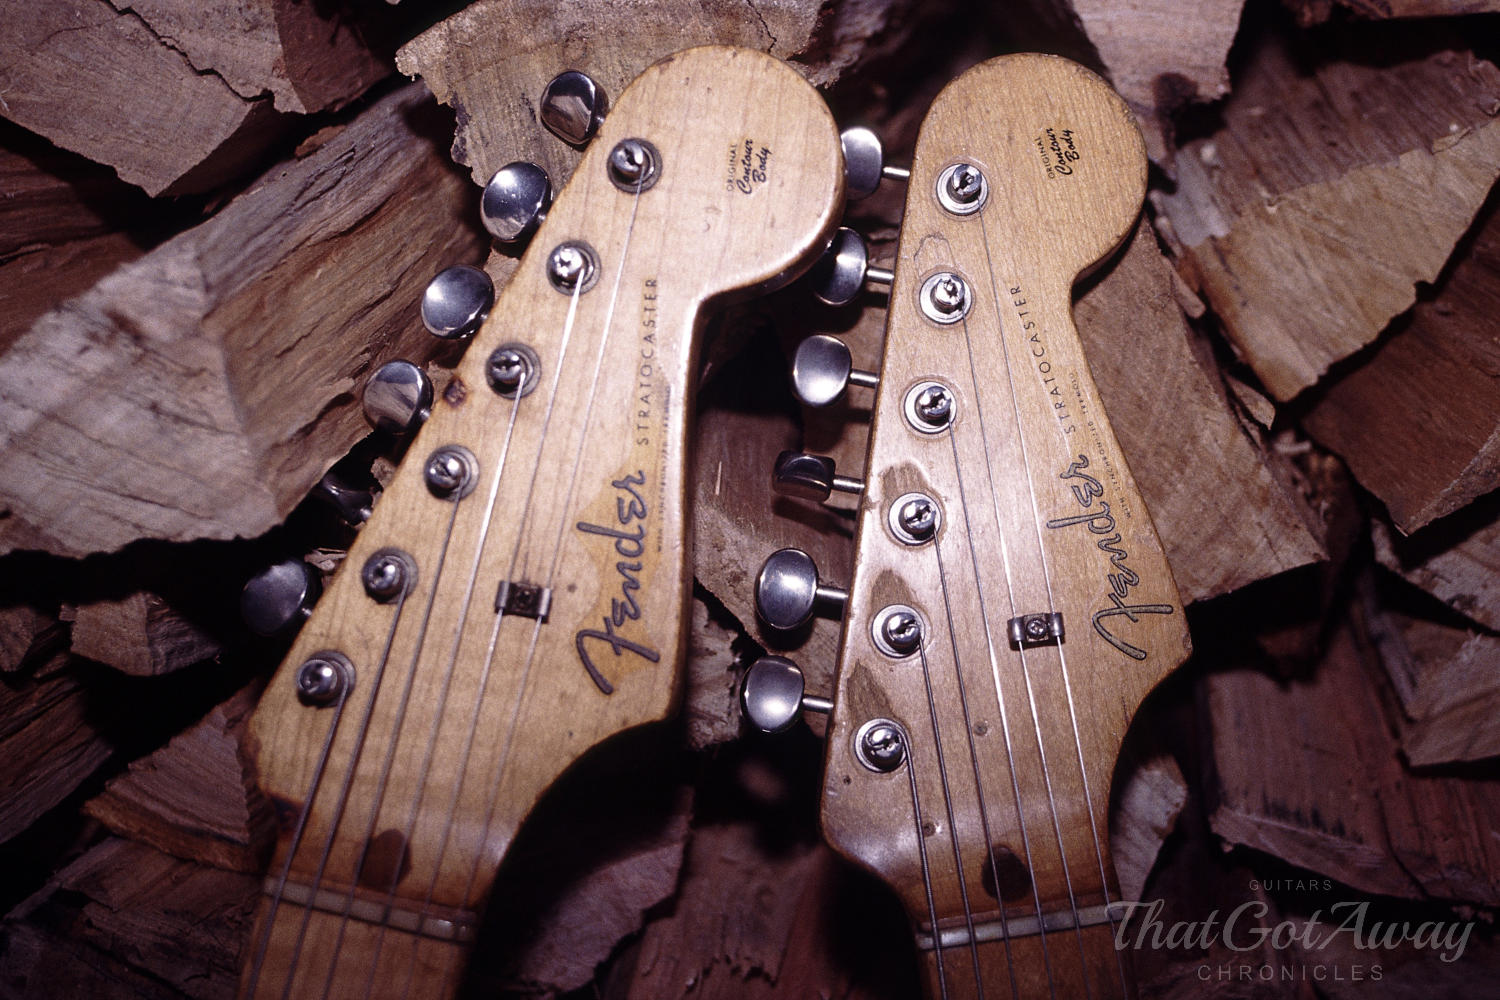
[238,47,844,1000]
[816,55,1191,999]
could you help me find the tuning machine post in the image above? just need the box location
[739,655,833,734]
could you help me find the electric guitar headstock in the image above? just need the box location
[239,46,843,1000]
[749,54,1191,998]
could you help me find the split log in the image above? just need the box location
[110,0,393,115]
[83,684,274,872]
[1371,508,1500,632]
[683,593,751,750]
[1284,0,1500,25]
[395,0,915,193]
[1110,745,1189,905]
[0,665,116,845]
[0,0,287,196]
[1363,566,1500,767]
[0,836,258,1000]
[1303,201,1500,533]
[0,82,489,558]
[1155,17,1500,402]
[0,603,66,674]
[70,592,221,677]
[1203,607,1500,906]
[1076,221,1326,601]
[1004,0,1245,164]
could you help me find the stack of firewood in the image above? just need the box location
[1,0,1498,996]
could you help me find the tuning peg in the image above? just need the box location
[540,70,608,146]
[739,655,833,734]
[807,227,894,307]
[792,334,880,408]
[480,161,552,243]
[840,126,911,200]
[241,558,320,637]
[421,263,494,339]
[312,471,373,525]
[363,359,433,434]
[755,547,847,631]
[772,450,864,502]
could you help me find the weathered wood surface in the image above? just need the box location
[0,836,258,1000]
[1155,19,1500,401]
[0,82,488,558]
[1285,0,1500,23]
[0,0,286,196]
[112,0,393,114]
[70,591,221,677]
[83,684,274,872]
[1205,610,1500,906]
[1304,201,1500,533]
[1372,507,1500,632]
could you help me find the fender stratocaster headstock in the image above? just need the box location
[815,55,1191,999]
[241,46,843,1000]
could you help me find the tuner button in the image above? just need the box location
[421,264,494,339]
[840,127,912,200]
[241,558,320,637]
[480,161,552,243]
[773,450,864,502]
[791,334,881,408]
[807,228,894,307]
[540,70,608,146]
[363,360,433,434]
[312,471,373,525]
[755,548,848,630]
[740,656,806,733]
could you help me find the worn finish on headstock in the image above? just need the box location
[818,55,1191,999]
[241,46,843,1000]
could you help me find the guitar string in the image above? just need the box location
[937,374,1058,999]
[974,209,1129,999]
[421,168,651,1000]
[900,722,951,1000]
[242,629,366,999]
[929,496,1023,1000]
[271,497,463,999]
[354,384,532,999]
[912,625,987,993]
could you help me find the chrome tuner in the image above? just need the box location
[480,161,552,243]
[807,227,893,307]
[540,70,607,145]
[840,126,911,200]
[421,263,494,339]
[772,451,864,502]
[755,548,848,631]
[362,360,432,434]
[311,471,373,525]
[241,558,320,637]
[791,334,880,408]
[739,655,833,734]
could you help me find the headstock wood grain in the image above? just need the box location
[817,55,1191,999]
[239,47,843,1000]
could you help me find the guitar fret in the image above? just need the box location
[266,877,479,943]
[916,901,1127,949]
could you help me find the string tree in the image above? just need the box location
[840,125,911,200]
[754,547,848,631]
[739,655,833,734]
[806,226,893,307]
[791,333,881,407]
[539,70,607,146]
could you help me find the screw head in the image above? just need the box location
[904,382,955,433]
[546,241,599,295]
[485,343,540,398]
[855,719,907,773]
[423,445,478,499]
[362,549,414,602]
[874,605,923,658]
[891,493,939,544]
